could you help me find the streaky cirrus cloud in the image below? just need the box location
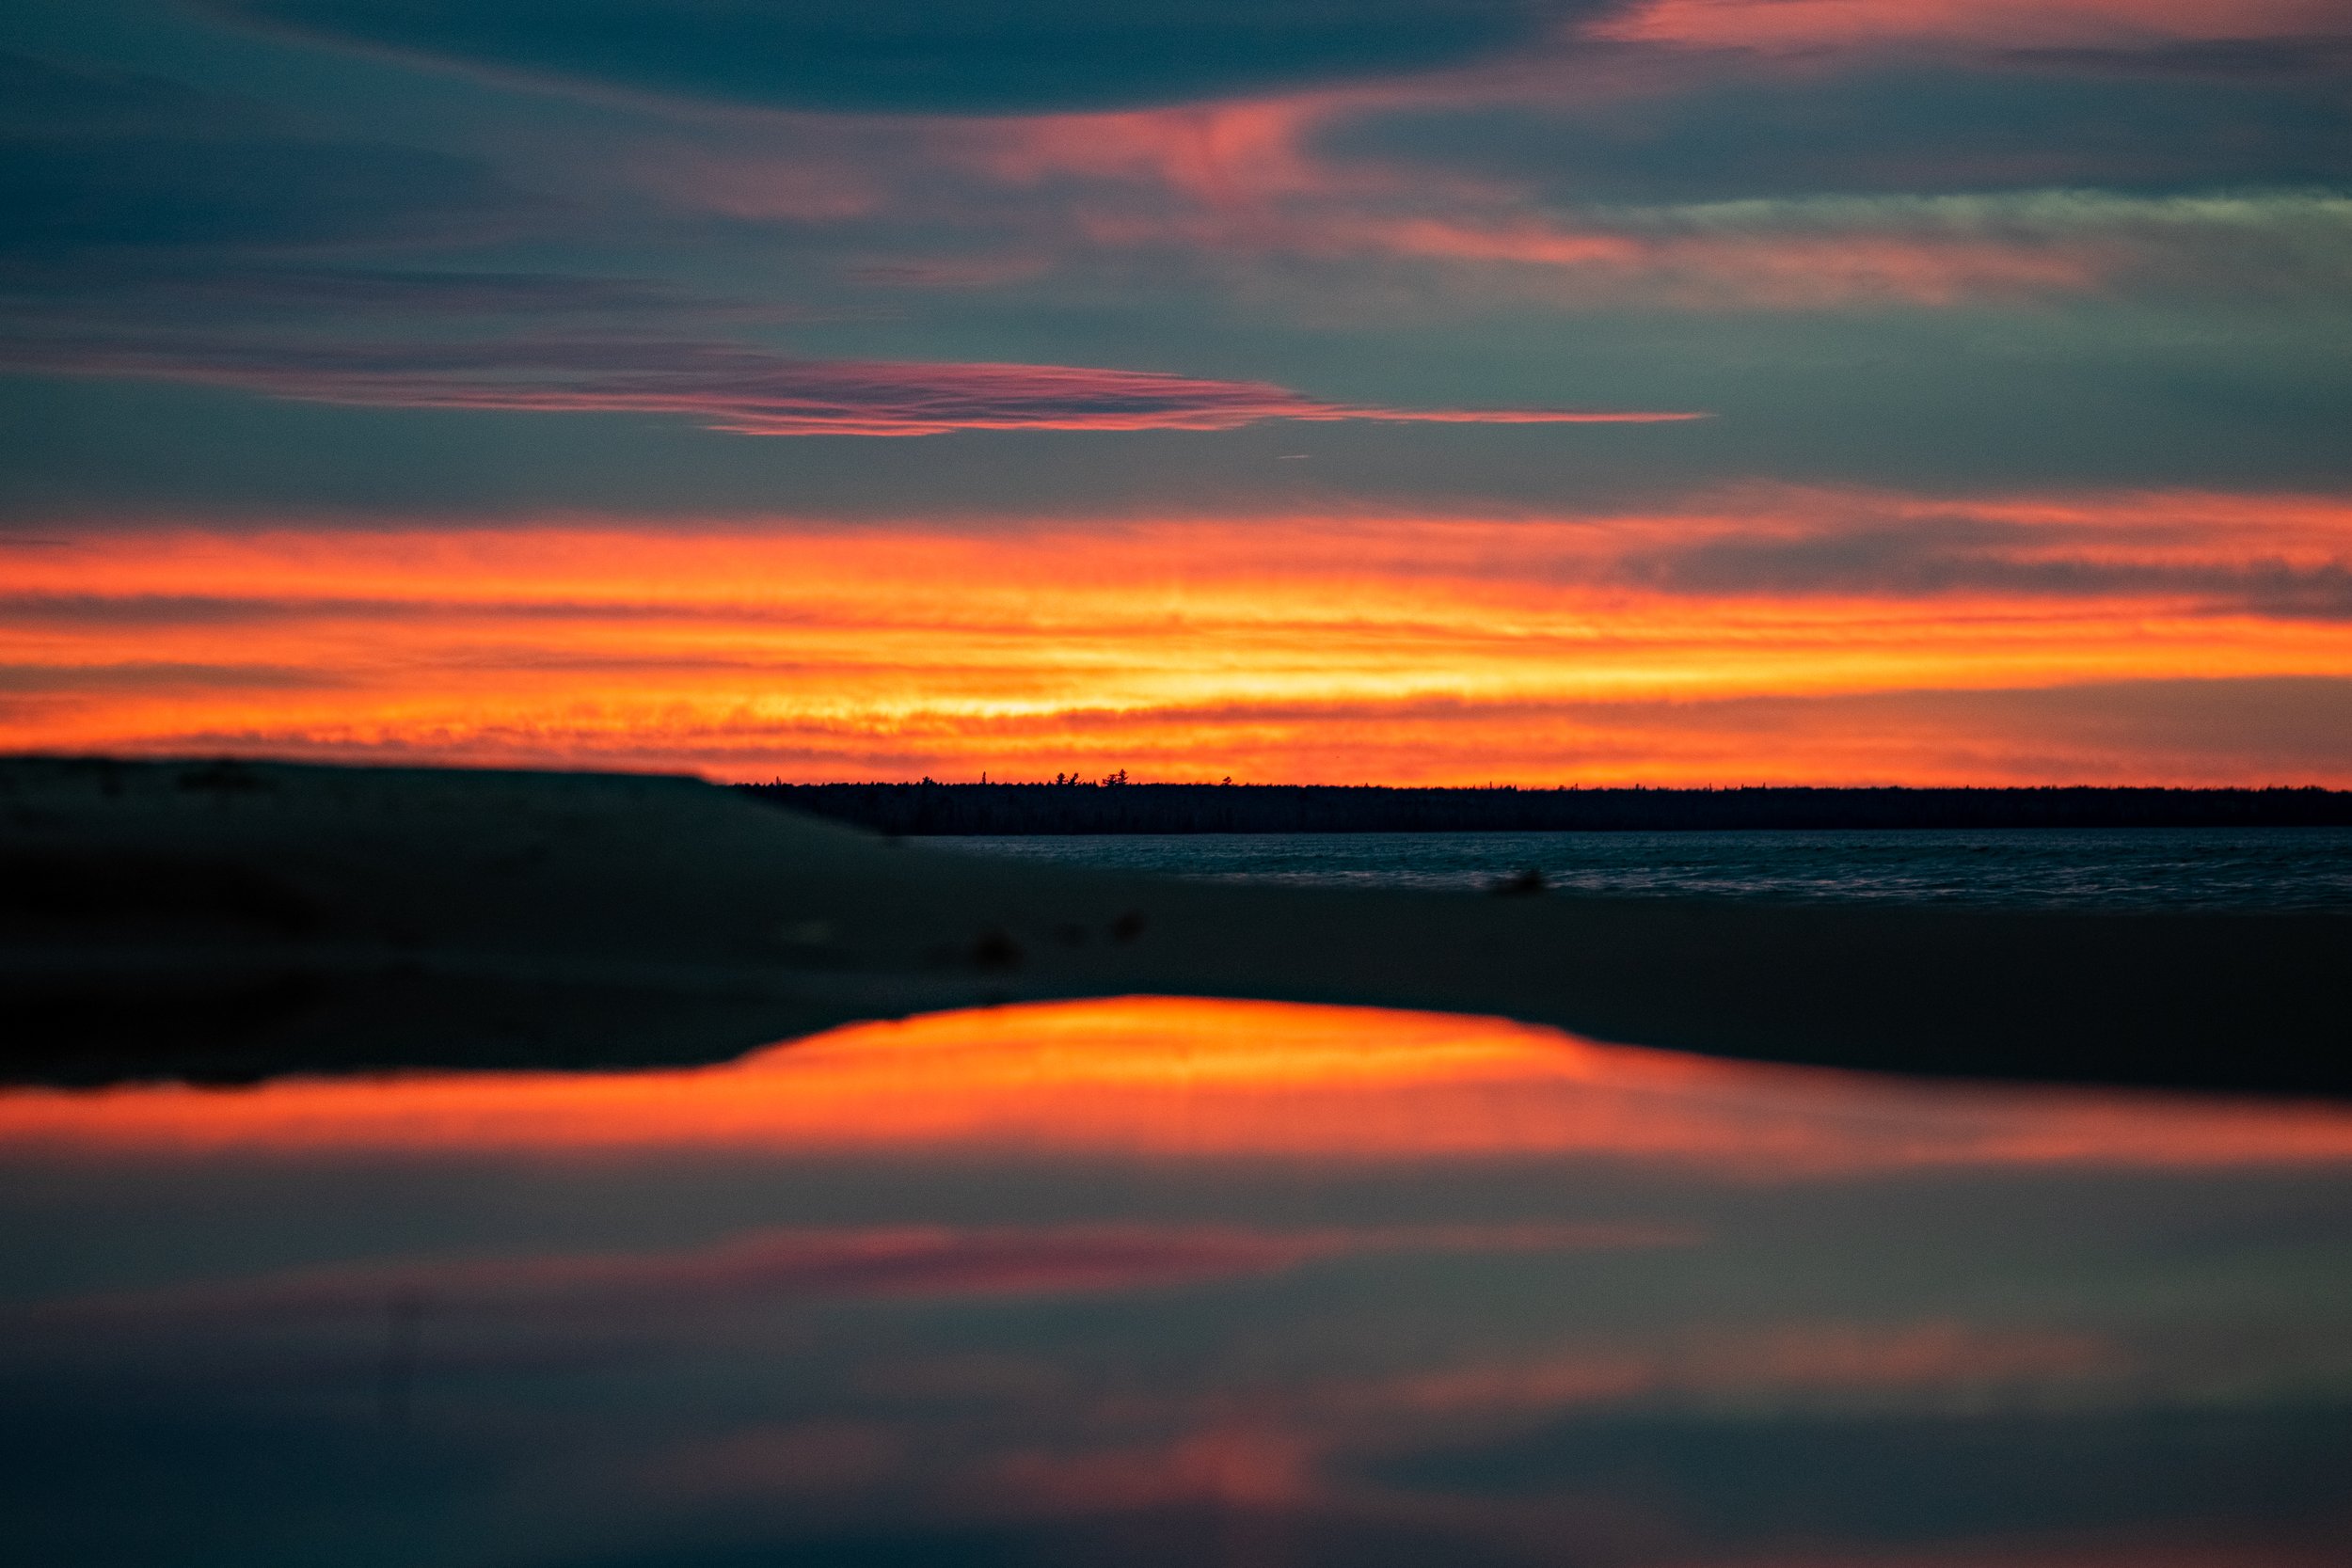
[0,331,1701,436]
[650,76,2338,320]
[938,90,2352,308]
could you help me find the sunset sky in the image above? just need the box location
[6,0,2350,783]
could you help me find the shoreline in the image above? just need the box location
[8,757,2348,1094]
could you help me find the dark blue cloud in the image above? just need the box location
[0,135,517,250]
[0,55,739,361]
[1372,1406,2352,1542]
[0,48,220,135]
[2000,35,2352,83]
[205,0,1605,114]
[0,53,523,253]
[1322,62,2352,202]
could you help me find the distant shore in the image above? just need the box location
[748,782,2352,836]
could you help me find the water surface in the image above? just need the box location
[934,827,2352,909]
[4,997,2349,1566]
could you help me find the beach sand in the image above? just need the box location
[4,757,2344,1092]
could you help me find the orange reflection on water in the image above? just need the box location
[7,997,2352,1173]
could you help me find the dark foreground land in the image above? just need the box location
[755,782,2352,835]
[6,757,2348,1094]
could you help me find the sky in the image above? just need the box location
[4,0,2350,784]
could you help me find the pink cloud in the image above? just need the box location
[904,106,2128,309]
[807,68,2346,313]
[982,1426,1322,1513]
[5,333,1699,435]
[1311,215,2106,307]
[1593,0,2344,53]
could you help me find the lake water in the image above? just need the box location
[5,995,2349,1566]
[934,827,2352,909]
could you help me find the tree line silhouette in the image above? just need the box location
[741,783,2352,835]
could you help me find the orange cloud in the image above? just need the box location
[6,489,2351,782]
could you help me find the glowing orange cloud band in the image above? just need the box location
[8,488,2352,782]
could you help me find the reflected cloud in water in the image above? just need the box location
[3,997,2349,1567]
[14,997,2352,1170]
